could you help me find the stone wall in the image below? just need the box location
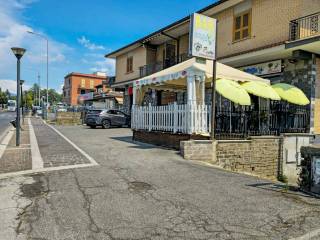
[216,137,281,179]
[180,140,215,162]
[180,137,282,180]
[56,112,82,125]
[132,130,209,150]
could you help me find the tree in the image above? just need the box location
[24,91,34,109]
[0,89,8,108]
[40,89,62,105]
[5,89,11,100]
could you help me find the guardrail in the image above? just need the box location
[289,12,320,41]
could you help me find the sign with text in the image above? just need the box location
[189,13,217,60]
[239,60,282,76]
[78,92,93,101]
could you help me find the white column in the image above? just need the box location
[201,77,205,105]
[187,75,196,105]
[132,86,136,105]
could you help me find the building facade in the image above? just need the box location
[105,0,320,133]
[63,72,109,106]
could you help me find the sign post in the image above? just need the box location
[189,13,217,139]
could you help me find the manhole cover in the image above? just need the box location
[128,181,153,192]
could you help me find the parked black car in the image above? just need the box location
[85,109,130,129]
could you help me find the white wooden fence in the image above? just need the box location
[131,103,211,134]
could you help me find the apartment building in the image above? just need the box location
[105,0,320,133]
[63,72,109,106]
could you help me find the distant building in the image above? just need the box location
[62,72,110,106]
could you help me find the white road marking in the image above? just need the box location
[43,120,99,166]
[0,163,98,180]
[0,125,12,143]
[5,147,31,150]
[28,118,44,169]
[289,228,320,240]
[0,127,14,160]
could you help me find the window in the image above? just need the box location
[80,90,86,94]
[126,56,133,73]
[107,110,117,114]
[90,80,94,89]
[233,10,251,41]
[81,78,86,88]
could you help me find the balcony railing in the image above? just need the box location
[289,12,320,41]
[139,53,191,78]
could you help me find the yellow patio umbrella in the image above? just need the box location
[272,83,310,106]
[241,81,281,100]
[216,79,251,105]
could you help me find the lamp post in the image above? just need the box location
[11,47,26,147]
[20,80,25,124]
[27,31,49,117]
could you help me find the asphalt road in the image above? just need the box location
[0,111,15,139]
[1,124,320,240]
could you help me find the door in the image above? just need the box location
[164,43,176,68]
[115,110,127,125]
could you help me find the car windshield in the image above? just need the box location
[8,102,16,107]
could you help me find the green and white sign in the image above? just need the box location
[189,13,217,60]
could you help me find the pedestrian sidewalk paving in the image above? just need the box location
[0,120,31,174]
[0,117,98,178]
[31,118,91,167]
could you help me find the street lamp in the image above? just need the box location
[27,31,49,117]
[20,80,25,124]
[11,47,26,146]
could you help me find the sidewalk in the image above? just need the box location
[31,118,90,167]
[0,117,97,177]
[0,119,31,174]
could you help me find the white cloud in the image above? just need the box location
[0,79,30,93]
[56,84,64,94]
[89,58,115,76]
[78,36,105,51]
[0,1,70,78]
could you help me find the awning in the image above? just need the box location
[241,81,281,100]
[134,57,269,88]
[272,83,310,105]
[216,79,251,105]
[115,97,123,104]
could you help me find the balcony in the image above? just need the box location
[289,12,320,41]
[139,53,191,78]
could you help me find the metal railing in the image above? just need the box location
[289,12,320,41]
[139,53,191,78]
[215,103,310,139]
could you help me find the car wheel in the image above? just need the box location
[90,125,96,129]
[102,120,111,129]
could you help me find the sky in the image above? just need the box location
[0,0,215,93]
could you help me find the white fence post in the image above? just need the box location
[173,102,177,133]
[148,103,152,131]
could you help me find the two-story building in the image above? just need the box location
[106,0,320,134]
[63,72,109,106]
